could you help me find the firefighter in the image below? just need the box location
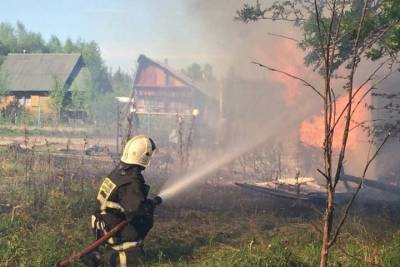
[87,135,158,267]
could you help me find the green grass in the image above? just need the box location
[0,152,399,266]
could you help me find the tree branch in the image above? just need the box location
[329,58,390,142]
[314,0,328,64]
[350,66,397,120]
[259,16,304,22]
[317,168,330,183]
[333,0,370,192]
[267,32,299,42]
[357,19,400,58]
[251,61,325,99]
[328,0,346,77]
[328,132,391,248]
[349,119,383,132]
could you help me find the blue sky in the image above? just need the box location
[0,0,223,74]
[0,0,296,79]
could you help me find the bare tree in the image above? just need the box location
[237,0,400,265]
[176,112,198,175]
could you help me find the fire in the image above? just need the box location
[254,37,370,152]
[255,37,309,105]
[299,86,371,151]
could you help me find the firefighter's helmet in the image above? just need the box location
[121,135,156,167]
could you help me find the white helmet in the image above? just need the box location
[121,135,156,167]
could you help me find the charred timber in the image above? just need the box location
[342,175,400,195]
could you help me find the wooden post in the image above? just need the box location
[116,101,120,154]
[37,97,41,128]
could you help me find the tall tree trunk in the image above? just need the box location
[320,189,334,267]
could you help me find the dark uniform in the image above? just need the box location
[91,164,155,267]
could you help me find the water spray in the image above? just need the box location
[159,145,251,200]
[158,103,320,201]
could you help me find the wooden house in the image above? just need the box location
[133,54,218,117]
[0,53,85,116]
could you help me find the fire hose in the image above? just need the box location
[57,196,162,267]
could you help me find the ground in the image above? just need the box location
[0,136,399,267]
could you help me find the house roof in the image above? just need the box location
[135,54,219,101]
[0,53,83,92]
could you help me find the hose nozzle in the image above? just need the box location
[153,196,162,206]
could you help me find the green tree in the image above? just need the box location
[183,63,216,82]
[69,68,93,112]
[236,0,400,71]
[49,75,67,121]
[63,38,76,53]
[0,21,113,118]
[111,67,133,95]
[184,63,203,81]
[15,21,47,53]
[203,64,215,81]
[237,1,399,266]
[47,35,63,53]
[63,38,112,94]
[0,21,49,55]
[0,69,8,96]
[77,41,112,94]
[0,23,17,55]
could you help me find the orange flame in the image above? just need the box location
[255,38,308,105]
[299,86,371,151]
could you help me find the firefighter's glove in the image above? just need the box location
[143,199,156,216]
[153,196,162,205]
[81,250,101,267]
[144,196,162,215]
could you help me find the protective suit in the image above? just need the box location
[88,135,157,267]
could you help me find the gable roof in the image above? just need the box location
[1,53,83,92]
[135,54,219,101]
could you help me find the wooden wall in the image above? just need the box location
[0,95,16,109]
[0,94,51,114]
[136,65,184,87]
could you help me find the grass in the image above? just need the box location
[0,126,93,139]
[0,147,399,266]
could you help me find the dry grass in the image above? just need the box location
[0,144,399,266]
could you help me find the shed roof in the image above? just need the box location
[1,53,83,92]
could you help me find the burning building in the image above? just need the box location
[131,55,219,140]
[133,54,218,116]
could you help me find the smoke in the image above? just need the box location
[159,99,323,200]
[181,1,302,77]
[154,0,400,188]
[183,1,400,180]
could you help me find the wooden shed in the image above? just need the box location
[0,53,84,116]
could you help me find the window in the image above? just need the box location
[17,97,25,105]
[16,96,32,106]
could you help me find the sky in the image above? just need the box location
[0,0,251,75]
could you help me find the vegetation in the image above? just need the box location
[0,21,111,94]
[237,0,400,139]
[183,63,216,82]
[69,68,94,114]
[0,21,133,125]
[49,76,68,121]
[0,69,8,96]
[0,144,399,266]
[0,8,398,267]
[237,0,400,265]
